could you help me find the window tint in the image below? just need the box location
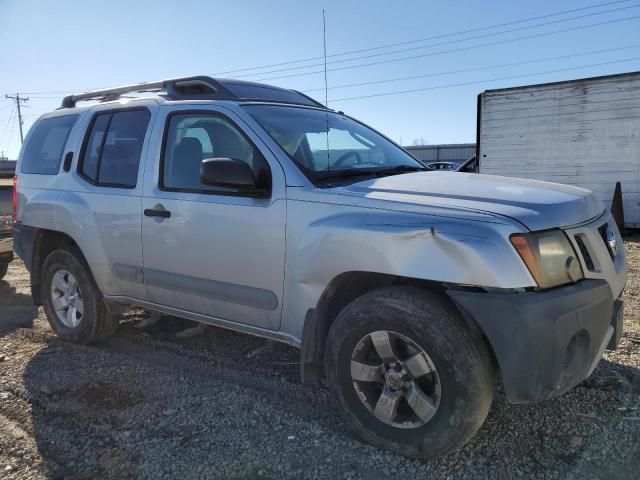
[21,115,78,174]
[162,113,263,193]
[80,109,150,188]
[99,111,150,186]
[243,105,422,176]
[82,113,110,182]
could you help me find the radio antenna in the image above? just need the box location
[323,10,330,172]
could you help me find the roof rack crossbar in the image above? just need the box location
[60,76,236,108]
[59,75,325,109]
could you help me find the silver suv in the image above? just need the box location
[12,76,627,459]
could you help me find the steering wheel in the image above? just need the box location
[333,151,363,168]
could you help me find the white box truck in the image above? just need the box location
[477,71,640,227]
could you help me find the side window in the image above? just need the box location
[162,112,266,193]
[20,115,78,175]
[79,109,150,188]
[82,113,110,182]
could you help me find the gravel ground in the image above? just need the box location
[0,240,639,479]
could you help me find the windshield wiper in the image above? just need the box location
[376,165,428,173]
[372,165,428,176]
[315,165,428,186]
[315,169,380,181]
[316,165,427,182]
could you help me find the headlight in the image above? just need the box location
[510,230,583,289]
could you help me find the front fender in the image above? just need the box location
[282,203,534,339]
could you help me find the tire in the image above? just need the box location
[0,263,7,280]
[325,286,494,459]
[40,247,118,344]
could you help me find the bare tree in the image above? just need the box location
[411,137,429,146]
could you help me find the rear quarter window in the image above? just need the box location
[78,109,151,188]
[20,115,78,175]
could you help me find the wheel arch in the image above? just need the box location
[300,271,498,384]
[29,228,92,305]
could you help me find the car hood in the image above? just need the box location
[338,172,604,231]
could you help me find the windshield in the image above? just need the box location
[243,105,424,181]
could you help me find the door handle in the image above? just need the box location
[144,208,171,218]
[63,151,73,172]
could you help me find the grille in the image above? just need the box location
[574,235,595,271]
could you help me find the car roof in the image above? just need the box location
[57,75,324,111]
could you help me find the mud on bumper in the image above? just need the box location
[448,279,622,403]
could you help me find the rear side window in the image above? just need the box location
[20,115,78,174]
[79,109,150,188]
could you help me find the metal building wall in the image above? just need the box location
[478,71,640,226]
[404,143,476,164]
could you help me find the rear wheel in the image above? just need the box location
[325,286,494,459]
[41,248,118,344]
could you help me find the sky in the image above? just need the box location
[1,0,639,159]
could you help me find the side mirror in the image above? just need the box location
[200,158,258,192]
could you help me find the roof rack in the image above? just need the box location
[60,76,238,108]
[60,75,325,109]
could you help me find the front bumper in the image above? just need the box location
[448,279,622,403]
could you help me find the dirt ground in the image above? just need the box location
[0,240,639,479]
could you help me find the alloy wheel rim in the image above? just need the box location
[351,330,441,429]
[50,270,84,328]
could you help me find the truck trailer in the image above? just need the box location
[477,71,640,227]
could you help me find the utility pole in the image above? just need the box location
[5,93,29,144]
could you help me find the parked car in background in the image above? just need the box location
[456,155,477,173]
[0,182,14,280]
[0,227,12,280]
[425,161,458,170]
[12,76,627,459]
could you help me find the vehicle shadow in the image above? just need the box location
[0,271,39,337]
[19,315,640,479]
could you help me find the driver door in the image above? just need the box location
[141,106,286,330]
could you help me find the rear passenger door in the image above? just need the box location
[140,106,286,331]
[72,107,153,300]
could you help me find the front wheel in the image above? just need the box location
[325,286,494,459]
[41,247,118,344]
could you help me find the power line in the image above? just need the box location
[302,44,640,93]
[15,1,640,96]
[211,0,636,75]
[0,105,16,153]
[330,57,640,102]
[21,95,65,99]
[253,14,640,82]
[11,59,640,124]
[4,94,29,144]
[235,4,640,80]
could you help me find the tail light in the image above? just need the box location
[12,175,17,222]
